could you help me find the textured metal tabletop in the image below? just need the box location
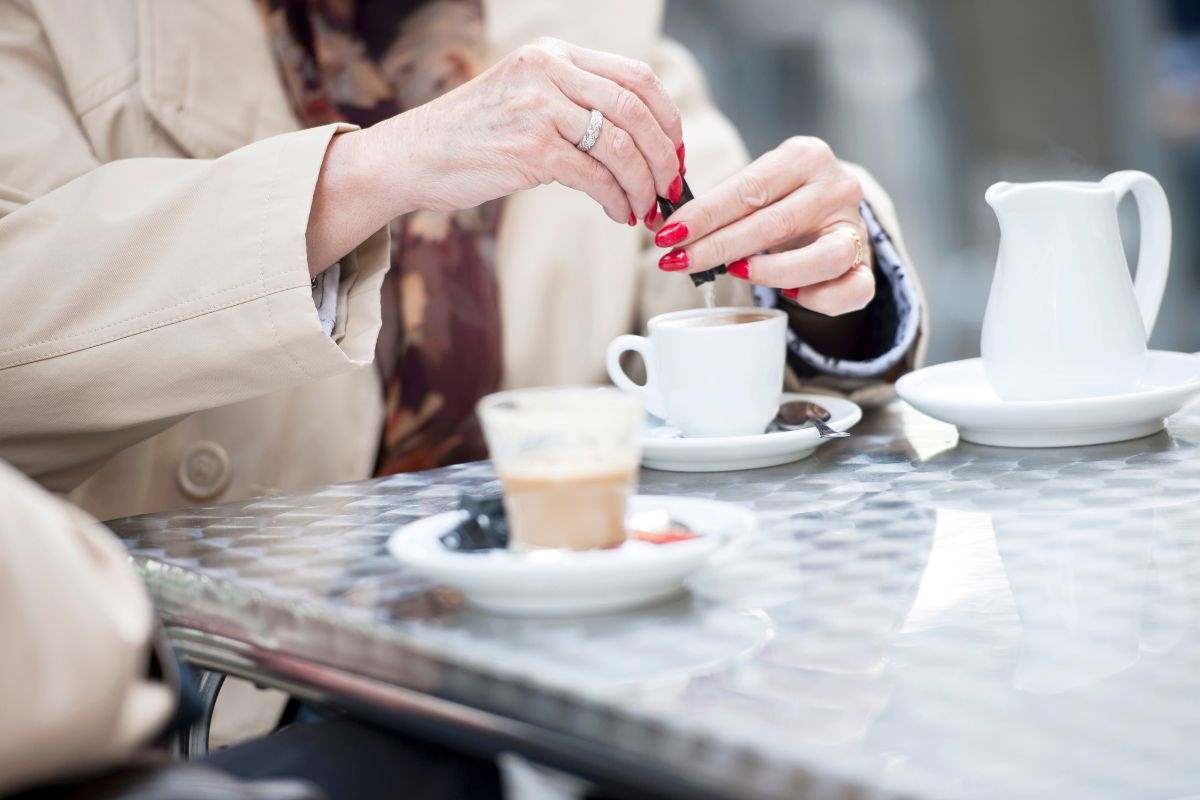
[109,402,1200,800]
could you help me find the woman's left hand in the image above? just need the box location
[651,136,874,316]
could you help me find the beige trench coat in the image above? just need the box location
[1,0,923,524]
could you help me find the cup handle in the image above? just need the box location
[606,335,667,419]
[1102,170,1172,339]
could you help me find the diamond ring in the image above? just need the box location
[576,109,603,153]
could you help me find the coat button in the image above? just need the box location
[178,441,232,501]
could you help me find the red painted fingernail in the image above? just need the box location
[628,212,637,226]
[728,258,750,279]
[668,174,683,204]
[658,249,689,271]
[677,142,686,175]
[654,221,688,248]
[644,206,659,226]
[781,288,800,300]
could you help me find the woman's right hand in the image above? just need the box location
[372,37,686,226]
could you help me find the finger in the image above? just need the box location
[559,43,684,146]
[653,147,808,251]
[728,227,866,289]
[670,184,830,274]
[652,138,840,249]
[782,261,876,316]
[644,203,666,231]
[550,63,678,198]
[557,102,657,223]
[545,141,631,225]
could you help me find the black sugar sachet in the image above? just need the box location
[657,176,726,287]
[440,489,510,552]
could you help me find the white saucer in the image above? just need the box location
[386,495,757,616]
[640,392,862,472]
[896,351,1200,448]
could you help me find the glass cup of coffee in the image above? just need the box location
[605,307,787,437]
[477,386,644,551]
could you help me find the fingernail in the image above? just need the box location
[628,212,637,227]
[728,258,750,280]
[668,174,683,204]
[677,142,686,175]
[644,206,659,226]
[781,288,800,300]
[658,249,689,271]
[654,221,688,248]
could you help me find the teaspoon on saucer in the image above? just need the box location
[641,392,861,471]
[771,400,849,439]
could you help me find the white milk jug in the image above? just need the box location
[981,171,1171,400]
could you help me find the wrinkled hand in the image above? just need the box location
[381,37,684,225]
[650,137,873,315]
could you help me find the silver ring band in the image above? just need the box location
[576,109,603,153]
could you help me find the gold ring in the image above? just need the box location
[843,228,866,269]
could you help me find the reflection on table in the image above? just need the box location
[109,401,1200,800]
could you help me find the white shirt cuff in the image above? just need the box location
[311,261,341,337]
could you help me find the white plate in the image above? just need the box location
[896,351,1200,448]
[640,392,861,472]
[387,495,757,616]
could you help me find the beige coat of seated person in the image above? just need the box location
[0,460,174,795]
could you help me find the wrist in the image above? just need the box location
[366,110,430,217]
[324,127,406,218]
[306,127,406,277]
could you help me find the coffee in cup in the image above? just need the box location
[497,461,634,550]
[658,310,775,328]
[606,307,786,437]
[477,387,643,551]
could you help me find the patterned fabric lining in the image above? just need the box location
[753,200,920,379]
[261,0,503,474]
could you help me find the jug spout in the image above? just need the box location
[985,181,1014,209]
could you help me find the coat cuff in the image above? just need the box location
[753,200,921,380]
[256,123,388,380]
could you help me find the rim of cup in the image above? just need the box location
[647,306,786,330]
[476,384,642,418]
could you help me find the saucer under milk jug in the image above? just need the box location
[981,171,1171,401]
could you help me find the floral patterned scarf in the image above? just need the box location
[259,0,502,474]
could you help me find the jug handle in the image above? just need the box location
[1101,171,1171,339]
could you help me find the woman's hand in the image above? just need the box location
[650,137,873,316]
[309,37,683,273]
[373,37,684,226]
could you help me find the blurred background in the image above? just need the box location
[665,0,1200,364]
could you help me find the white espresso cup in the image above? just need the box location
[605,307,786,437]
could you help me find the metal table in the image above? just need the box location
[108,402,1200,800]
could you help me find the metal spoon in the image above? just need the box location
[772,400,849,439]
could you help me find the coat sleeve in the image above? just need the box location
[0,461,175,795]
[0,2,389,493]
